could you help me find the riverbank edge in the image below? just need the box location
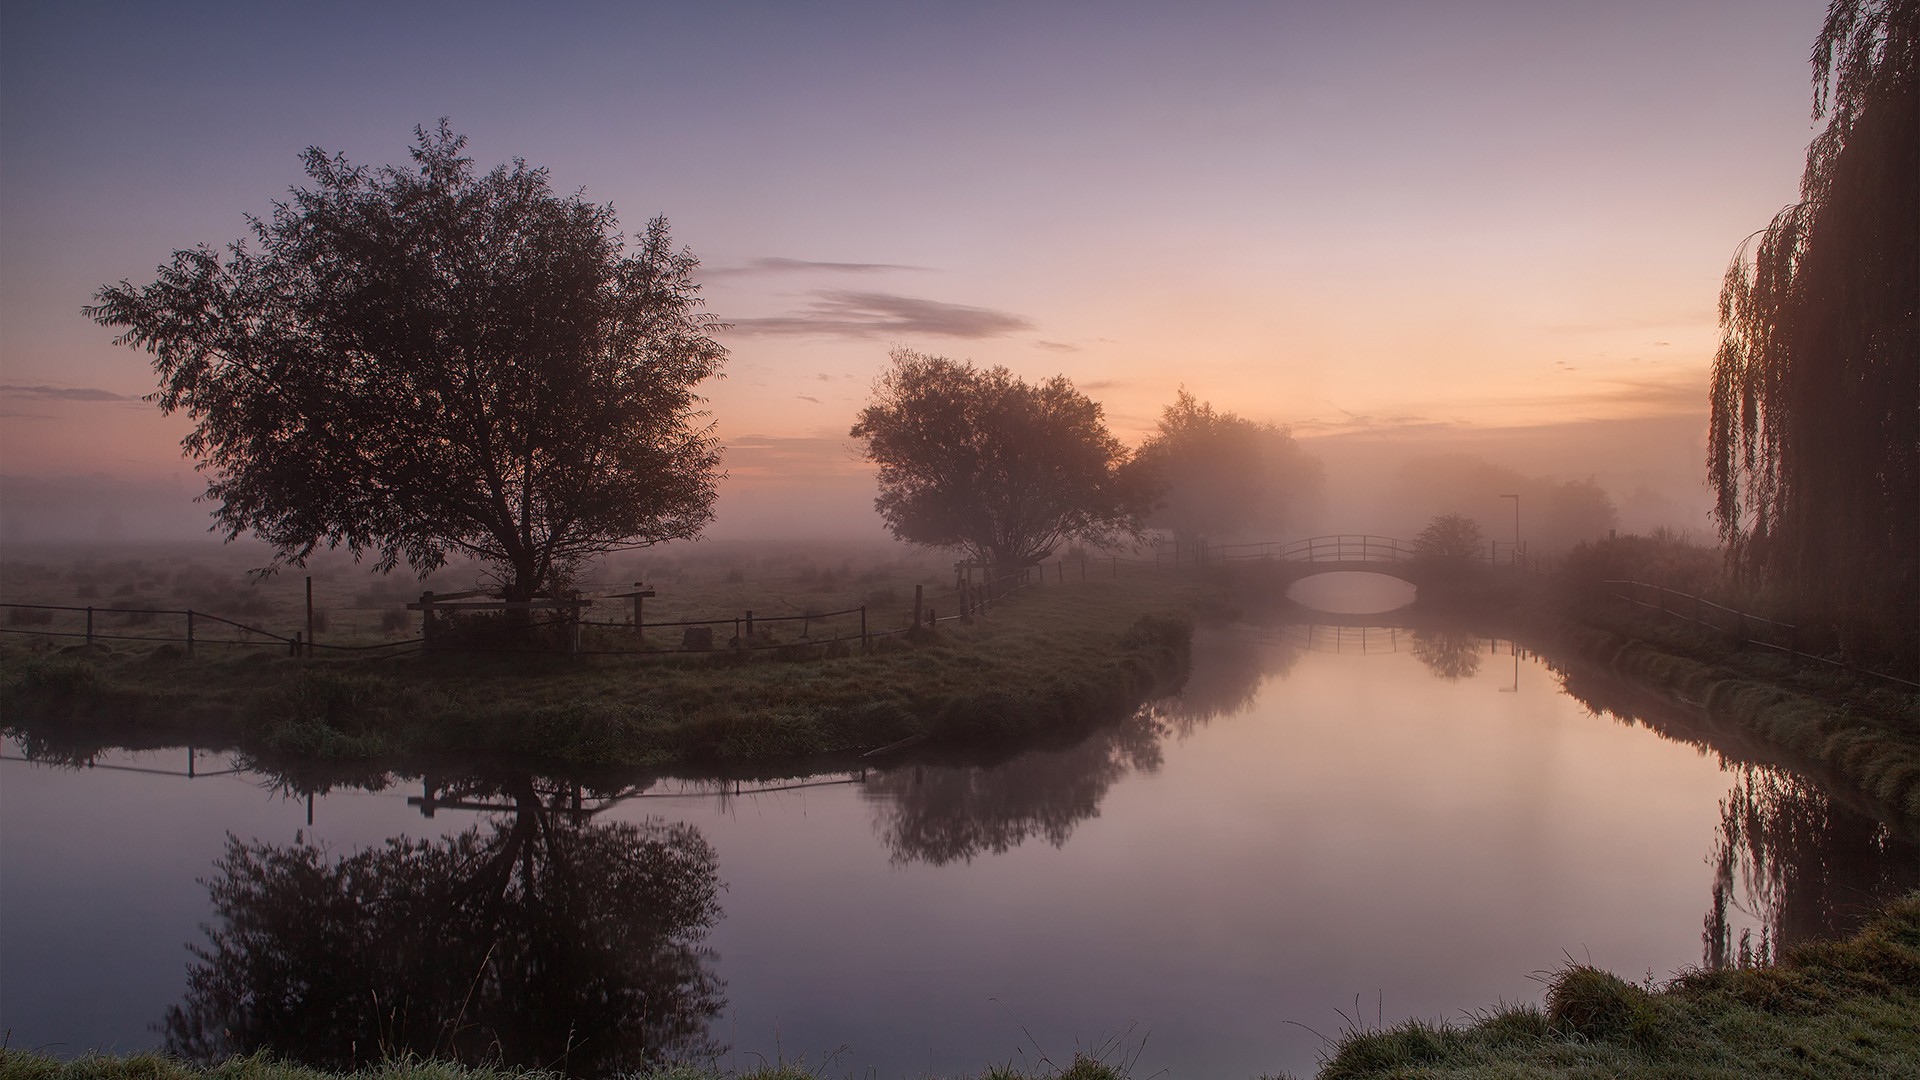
[1526,602,1920,831]
[6,896,1917,1080]
[0,579,1201,771]
[1309,891,1920,1079]
[0,1052,1124,1080]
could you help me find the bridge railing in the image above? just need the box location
[1214,534,1417,564]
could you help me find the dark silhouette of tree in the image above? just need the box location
[863,710,1167,865]
[163,776,725,1074]
[1702,767,1919,969]
[1708,0,1918,621]
[850,348,1149,571]
[1412,513,1485,563]
[86,122,726,602]
[1132,389,1323,546]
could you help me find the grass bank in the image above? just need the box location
[1308,891,1920,1079]
[1544,601,1920,830]
[0,577,1202,769]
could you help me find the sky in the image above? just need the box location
[0,1,1830,542]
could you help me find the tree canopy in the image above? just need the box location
[1412,512,1485,564]
[849,349,1149,569]
[164,777,724,1072]
[86,122,727,600]
[1131,389,1323,544]
[1708,0,1917,616]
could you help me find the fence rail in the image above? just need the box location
[1603,579,1918,690]
[0,533,1570,665]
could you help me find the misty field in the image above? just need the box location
[0,540,1204,768]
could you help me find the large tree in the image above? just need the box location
[86,122,726,601]
[1708,0,1917,618]
[1132,389,1322,546]
[850,348,1148,571]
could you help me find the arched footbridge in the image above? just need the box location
[1212,534,1429,584]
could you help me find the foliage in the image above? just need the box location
[1708,0,1918,619]
[1131,389,1322,544]
[850,349,1149,569]
[163,782,725,1073]
[1558,529,1726,601]
[1313,892,1920,1078]
[1412,513,1485,563]
[86,122,726,601]
[1389,456,1617,555]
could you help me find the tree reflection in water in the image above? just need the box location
[864,709,1168,865]
[164,775,725,1075]
[1156,626,1302,733]
[1702,766,1919,969]
[1409,628,1482,682]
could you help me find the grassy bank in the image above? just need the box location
[1544,601,1920,830]
[0,577,1201,769]
[1309,892,1920,1079]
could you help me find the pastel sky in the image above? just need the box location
[0,1,1827,538]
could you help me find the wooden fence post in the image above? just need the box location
[632,586,644,643]
[305,576,315,659]
[733,616,743,654]
[186,609,195,656]
[745,610,754,641]
[912,585,923,631]
[1056,560,1063,583]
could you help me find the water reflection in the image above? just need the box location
[1702,766,1920,969]
[863,709,1168,865]
[164,774,725,1074]
[1408,629,1483,682]
[1157,626,1303,730]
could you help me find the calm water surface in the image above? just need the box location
[3,592,1914,1077]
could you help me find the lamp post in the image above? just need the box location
[1498,493,1520,568]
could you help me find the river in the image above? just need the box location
[3,576,1914,1077]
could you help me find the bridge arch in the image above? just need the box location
[1213,534,1426,584]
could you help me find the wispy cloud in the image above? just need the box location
[1,383,135,402]
[1033,340,1080,352]
[706,256,930,278]
[796,394,821,404]
[727,291,1034,340]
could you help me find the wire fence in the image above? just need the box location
[1604,579,1918,690]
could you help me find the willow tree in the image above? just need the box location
[1708,0,1918,621]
